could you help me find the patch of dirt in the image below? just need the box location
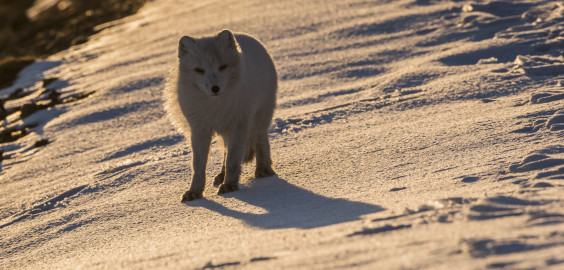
[0,0,149,88]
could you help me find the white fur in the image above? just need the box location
[164,30,277,201]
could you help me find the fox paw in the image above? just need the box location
[255,166,276,178]
[213,171,225,187]
[217,183,239,194]
[181,190,203,202]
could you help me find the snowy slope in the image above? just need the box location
[1,0,564,269]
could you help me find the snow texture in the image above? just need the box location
[1,0,564,269]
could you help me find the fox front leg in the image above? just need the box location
[181,130,212,202]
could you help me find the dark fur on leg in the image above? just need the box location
[213,170,225,187]
[243,146,255,163]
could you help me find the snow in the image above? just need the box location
[1,0,564,269]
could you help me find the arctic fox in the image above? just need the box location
[164,30,277,202]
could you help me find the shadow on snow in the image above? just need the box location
[184,176,384,229]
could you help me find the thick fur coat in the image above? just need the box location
[164,30,277,201]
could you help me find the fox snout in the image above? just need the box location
[205,74,224,96]
[203,80,223,96]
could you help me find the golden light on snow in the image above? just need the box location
[2,0,564,269]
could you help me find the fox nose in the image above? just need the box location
[211,85,220,93]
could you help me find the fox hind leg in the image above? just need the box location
[255,130,275,178]
[214,150,226,187]
[217,125,248,194]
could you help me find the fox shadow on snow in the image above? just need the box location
[184,176,384,229]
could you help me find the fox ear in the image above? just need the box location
[216,30,238,50]
[178,36,196,58]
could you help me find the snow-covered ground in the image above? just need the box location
[1,0,564,269]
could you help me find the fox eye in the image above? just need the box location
[219,64,227,71]
[194,68,205,74]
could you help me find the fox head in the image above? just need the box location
[177,30,241,97]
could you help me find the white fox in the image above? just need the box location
[164,30,277,202]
